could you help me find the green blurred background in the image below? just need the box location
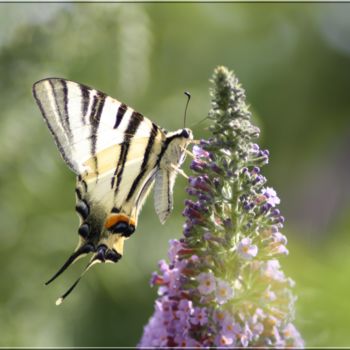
[0,2,349,346]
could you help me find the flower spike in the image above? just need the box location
[139,66,304,348]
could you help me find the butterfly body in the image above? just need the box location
[33,78,193,301]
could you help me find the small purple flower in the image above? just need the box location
[270,244,289,256]
[237,237,258,260]
[182,206,203,220]
[252,166,260,174]
[150,271,164,287]
[261,259,286,282]
[251,143,260,154]
[251,322,264,340]
[189,175,212,192]
[273,231,288,245]
[178,298,193,313]
[213,309,228,324]
[175,299,193,326]
[168,239,183,261]
[186,186,199,196]
[271,208,280,217]
[197,272,216,295]
[263,187,281,207]
[238,324,253,347]
[200,139,211,146]
[158,259,170,274]
[220,314,236,336]
[174,334,196,347]
[260,203,272,214]
[190,159,206,172]
[215,278,234,304]
[262,288,277,302]
[283,323,305,347]
[183,220,193,236]
[210,162,223,174]
[215,334,235,347]
[190,306,208,326]
[193,145,210,158]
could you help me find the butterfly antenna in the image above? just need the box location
[183,91,191,128]
[55,253,101,306]
[45,244,95,285]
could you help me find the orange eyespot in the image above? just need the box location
[104,213,136,230]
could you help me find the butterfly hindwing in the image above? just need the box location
[154,169,175,224]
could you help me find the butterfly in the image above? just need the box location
[32,78,194,304]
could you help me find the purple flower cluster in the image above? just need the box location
[139,66,304,348]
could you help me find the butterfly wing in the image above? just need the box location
[32,78,155,175]
[153,129,193,224]
[33,77,166,218]
[154,169,177,224]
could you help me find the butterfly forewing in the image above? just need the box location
[33,78,156,176]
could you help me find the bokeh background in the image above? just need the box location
[0,2,349,346]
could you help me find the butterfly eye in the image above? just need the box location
[181,129,190,138]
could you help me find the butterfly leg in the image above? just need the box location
[170,163,189,179]
[181,146,195,159]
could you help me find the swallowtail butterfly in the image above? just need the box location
[32,78,193,304]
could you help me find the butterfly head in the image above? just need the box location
[166,128,193,153]
[166,127,193,148]
[180,128,193,140]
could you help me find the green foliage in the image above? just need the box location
[0,3,349,346]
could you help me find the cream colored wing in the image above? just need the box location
[33,78,155,175]
[154,169,178,224]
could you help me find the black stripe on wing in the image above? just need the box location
[111,111,144,191]
[80,85,90,118]
[166,169,171,211]
[89,91,106,176]
[114,103,127,129]
[61,79,71,137]
[49,79,73,140]
[33,88,76,172]
[126,122,158,201]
